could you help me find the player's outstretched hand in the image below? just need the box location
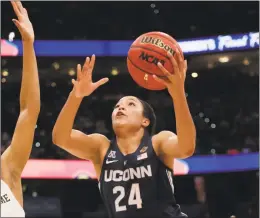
[153,49,187,99]
[72,55,109,98]
[11,1,34,43]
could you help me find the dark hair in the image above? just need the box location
[137,98,157,136]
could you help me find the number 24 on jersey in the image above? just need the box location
[113,183,142,212]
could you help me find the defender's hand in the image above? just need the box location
[72,55,109,98]
[11,1,34,43]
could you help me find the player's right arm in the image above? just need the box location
[52,55,109,162]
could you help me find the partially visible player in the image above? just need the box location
[1,1,40,217]
[53,49,196,218]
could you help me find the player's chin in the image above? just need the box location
[113,119,127,126]
[112,119,131,129]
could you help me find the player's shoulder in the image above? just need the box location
[92,133,111,152]
[151,130,177,153]
[91,133,110,143]
[152,130,177,144]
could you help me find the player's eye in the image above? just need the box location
[129,102,135,106]
[114,105,119,109]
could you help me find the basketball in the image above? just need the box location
[127,31,184,90]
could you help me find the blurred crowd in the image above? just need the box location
[2,66,258,158]
[2,2,258,41]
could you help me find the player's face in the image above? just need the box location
[112,96,149,131]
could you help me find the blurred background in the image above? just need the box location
[1,1,259,218]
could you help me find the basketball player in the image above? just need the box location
[1,1,40,217]
[53,51,196,217]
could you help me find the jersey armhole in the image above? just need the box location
[98,139,113,182]
[150,141,174,172]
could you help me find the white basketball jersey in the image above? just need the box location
[1,180,25,217]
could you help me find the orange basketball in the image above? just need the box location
[127,31,183,90]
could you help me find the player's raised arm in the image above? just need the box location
[154,50,196,159]
[1,1,40,175]
[52,56,109,162]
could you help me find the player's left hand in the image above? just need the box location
[153,50,187,99]
[11,1,34,43]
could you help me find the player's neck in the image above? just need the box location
[116,129,144,155]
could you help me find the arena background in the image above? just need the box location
[1,1,259,218]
